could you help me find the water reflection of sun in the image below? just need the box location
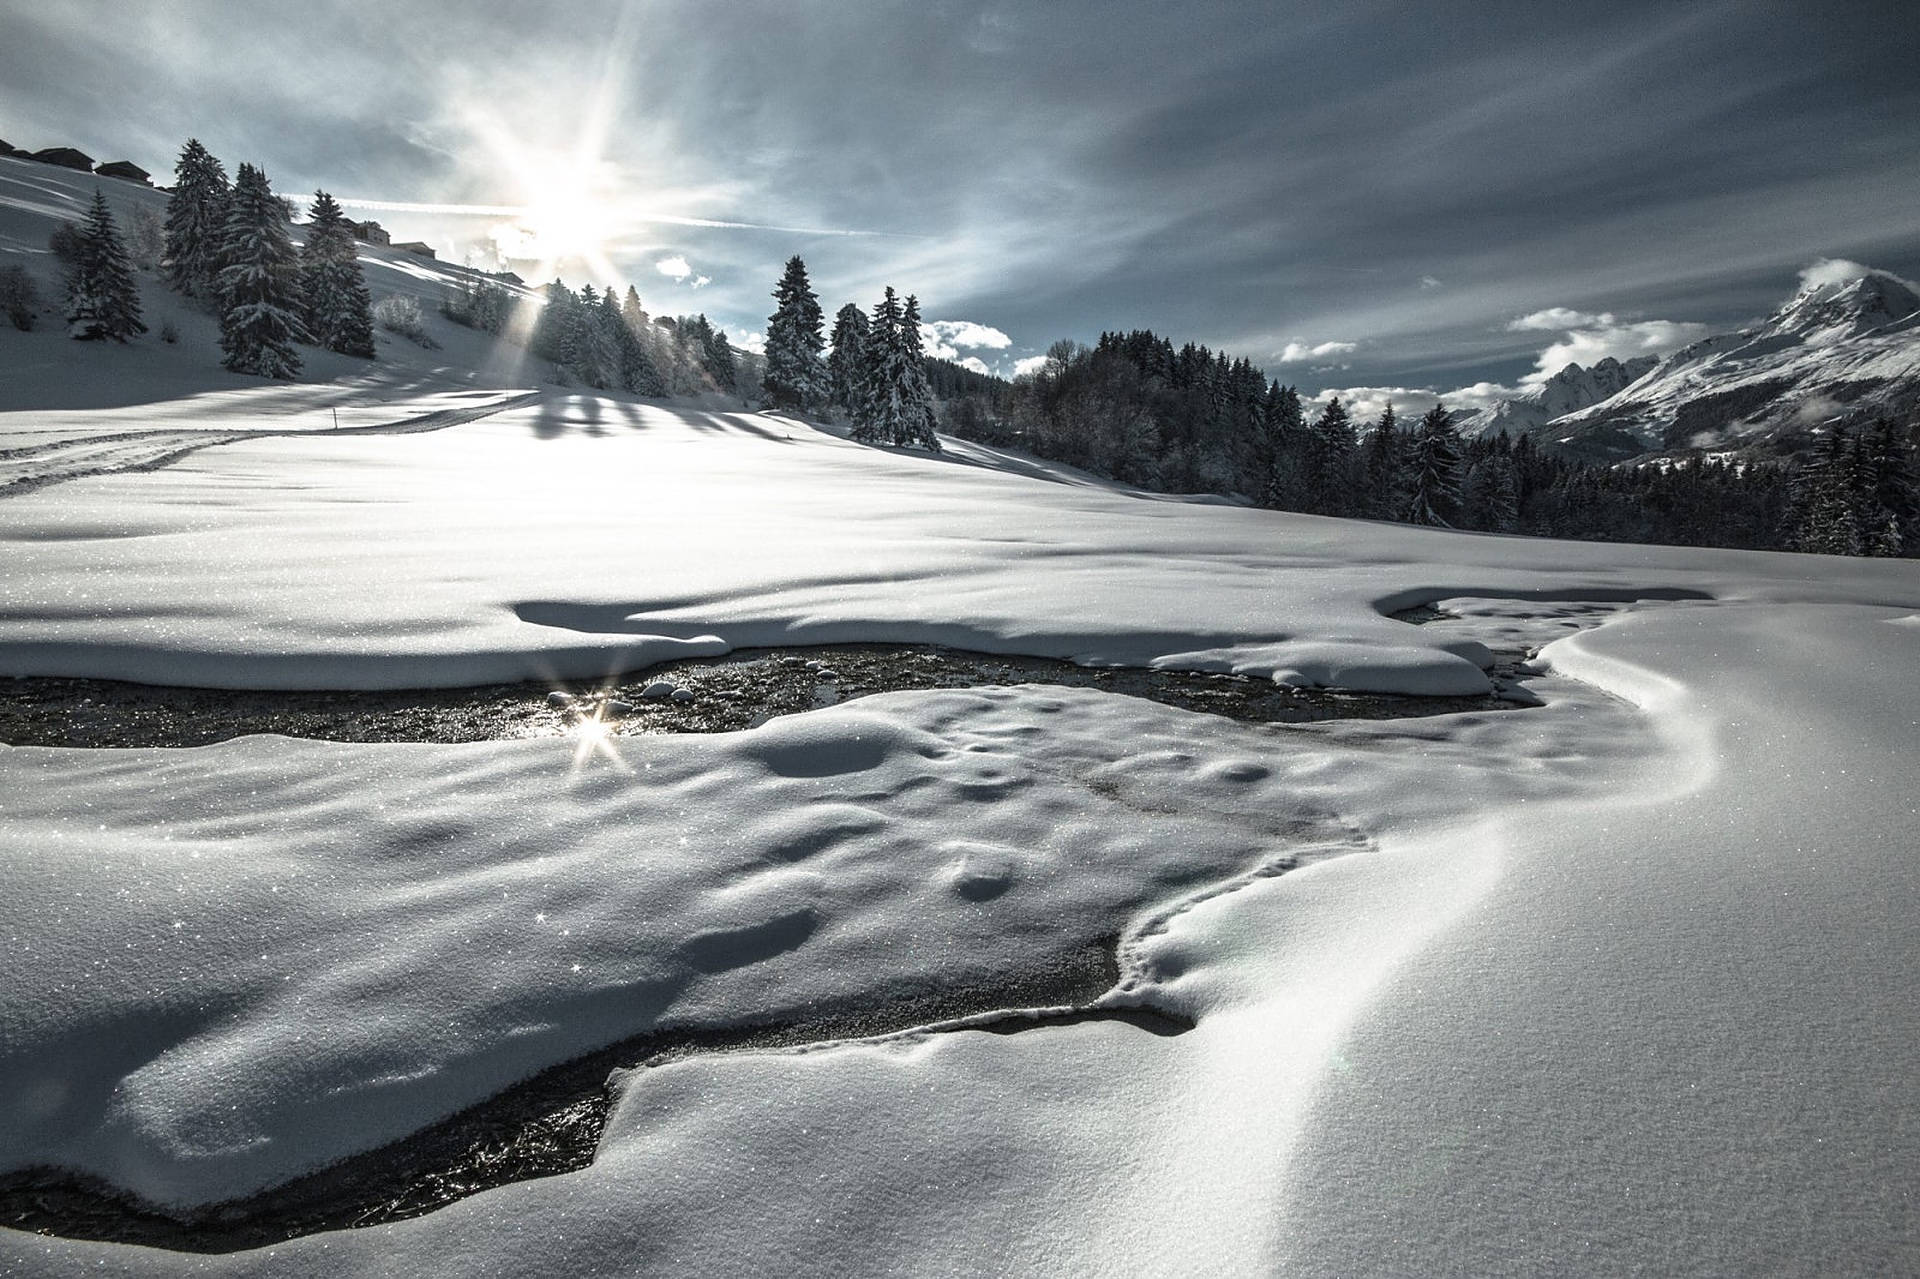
[569,700,631,776]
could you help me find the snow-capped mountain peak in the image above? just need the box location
[1467,354,1658,437]
[1761,269,1920,345]
[1526,263,1920,461]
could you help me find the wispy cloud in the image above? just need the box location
[1796,257,1873,290]
[1277,340,1358,363]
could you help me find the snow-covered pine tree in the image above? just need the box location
[217,163,306,378]
[853,287,905,444]
[1361,403,1405,518]
[298,191,375,357]
[1461,452,1520,531]
[705,324,739,395]
[603,287,661,395]
[162,139,231,298]
[1404,404,1464,526]
[618,287,669,395]
[1306,397,1357,514]
[529,281,576,368]
[895,295,941,450]
[1789,426,1863,555]
[1260,382,1305,509]
[64,190,147,342]
[762,255,829,411]
[1859,416,1918,556]
[827,302,869,421]
[567,283,618,388]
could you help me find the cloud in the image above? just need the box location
[1277,339,1359,363]
[1508,306,1608,331]
[1419,275,1443,290]
[1796,257,1872,291]
[1524,318,1707,384]
[1506,305,1709,385]
[1441,381,1523,414]
[692,275,711,288]
[1301,381,1521,423]
[958,356,991,375]
[928,320,1012,349]
[1012,354,1051,377]
[655,255,692,280]
[919,319,1013,361]
[737,331,766,354]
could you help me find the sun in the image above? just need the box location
[508,158,621,274]
[486,159,625,288]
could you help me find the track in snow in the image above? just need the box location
[0,391,539,497]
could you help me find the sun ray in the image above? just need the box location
[566,700,633,777]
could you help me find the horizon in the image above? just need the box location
[3,0,1917,412]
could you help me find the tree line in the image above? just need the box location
[442,270,761,400]
[930,328,1915,557]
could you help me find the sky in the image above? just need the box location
[3,0,1918,410]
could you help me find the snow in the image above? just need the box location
[3,152,1920,1276]
[3,400,1915,698]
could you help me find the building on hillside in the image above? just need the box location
[392,241,436,260]
[30,147,94,171]
[0,140,22,156]
[490,270,525,286]
[346,219,391,246]
[95,160,151,185]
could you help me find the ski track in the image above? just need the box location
[0,392,539,497]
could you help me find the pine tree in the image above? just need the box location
[298,191,375,357]
[609,286,664,395]
[1462,453,1520,531]
[1859,416,1918,555]
[216,163,305,378]
[566,284,615,387]
[620,287,669,395]
[162,139,231,298]
[827,302,869,420]
[1405,404,1464,526]
[530,280,577,367]
[1791,427,1863,555]
[700,318,738,393]
[1306,397,1357,514]
[762,255,829,411]
[895,295,941,450]
[852,287,903,444]
[1260,383,1305,509]
[63,190,147,342]
[1361,403,1405,518]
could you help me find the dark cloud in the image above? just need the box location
[3,0,1916,392]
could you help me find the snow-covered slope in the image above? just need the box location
[0,152,543,419]
[1462,355,1658,437]
[0,391,1917,1275]
[1536,266,1920,462]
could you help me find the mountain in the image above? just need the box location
[1464,355,1658,438]
[1532,267,1920,463]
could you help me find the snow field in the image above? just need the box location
[0,383,1915,1274]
